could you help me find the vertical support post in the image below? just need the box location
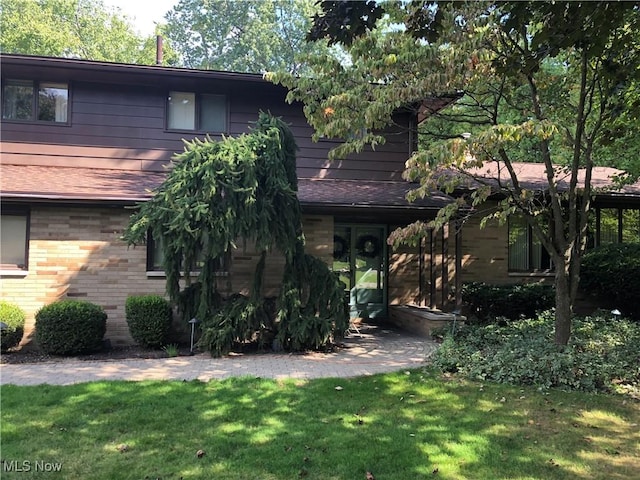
[441,224,449,308]
[429,228,436,308]
[418,236,424,306]
[455,220,463,311]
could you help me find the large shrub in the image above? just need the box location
[580,243,640,320]
[35,300,107,355]
[199,294,274,357]
[461,282,555,323]
[125,295,172,349]
[432,311,640,393]
[0,301,26,351]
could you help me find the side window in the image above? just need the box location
[595,207,640,245]
[0,209,29,271]
[508,215,552,272]
[167,91,227,133]
[599,208,620,244]
[622,208,640,243]
[2,79,68,123]
[147,234,229,274]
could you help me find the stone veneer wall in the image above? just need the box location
[0,205,333,346]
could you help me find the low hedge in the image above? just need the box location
[461,282,555,323]
[35,300,107,355]
[0,301,26,351]
[125,295,172,349]
[580,243,640,320]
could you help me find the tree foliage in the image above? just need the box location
[0,0,177,65]
[163,0,330,73]
[269,0,640,345]
[123,112,347,355]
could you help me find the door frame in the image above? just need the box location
[333,223,388,319]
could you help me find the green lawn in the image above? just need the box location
[1,370,638,479]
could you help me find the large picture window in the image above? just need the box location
[1,209,29,271]
[2,79,68,123]
[167,91,227,132]
[508,216,552,272]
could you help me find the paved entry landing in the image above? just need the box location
[0,324,438,386]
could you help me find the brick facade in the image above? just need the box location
[0,205,333,346]
[460,201,554,286]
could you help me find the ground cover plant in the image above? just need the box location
[433,312,640,395]
[1,371,638,479]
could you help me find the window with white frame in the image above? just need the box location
[2,79,68,123]
[508,215,553,272]
[167,91,227,132]
[1,209,29,271]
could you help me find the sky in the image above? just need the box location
[103,0,179,36]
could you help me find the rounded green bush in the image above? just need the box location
[35,300,107,355]
[125,295,172,348]
[0,301,26,351]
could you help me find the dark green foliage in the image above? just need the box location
[125,295,172,349]
[580,243,640,320]
[276,253,349,351]
[199,294,274,357]
[199,253,349,357]
[35,300,107,355]
[461,282,555,323]
[123,112,347,354]
[432,311,640,393]
[123,112,303,318]
[0,301,25,351]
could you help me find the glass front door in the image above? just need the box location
[333,224,387,318]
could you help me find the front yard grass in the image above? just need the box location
[1,369,638,479]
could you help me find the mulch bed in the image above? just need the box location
[0,344,181,364]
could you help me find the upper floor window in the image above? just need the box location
[167,91,227,132]
[508,215,553,273]
[1,208,30,272]
[2,79,68,123]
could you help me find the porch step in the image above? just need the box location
[388,305,465,339]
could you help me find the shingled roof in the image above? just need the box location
[0,165,166,203]
[460,161,640,198]
[0,164,451,211]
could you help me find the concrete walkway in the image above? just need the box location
[0,325,438,386]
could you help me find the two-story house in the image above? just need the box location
[2,54,639,346]
[0,54,460,345]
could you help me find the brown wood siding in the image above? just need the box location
[1,77,413,181]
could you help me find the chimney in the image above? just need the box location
[156,35,163,66]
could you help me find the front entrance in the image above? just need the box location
[332,224,387,318]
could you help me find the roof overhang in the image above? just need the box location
[0,164,453,218]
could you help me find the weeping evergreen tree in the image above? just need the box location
[123,112,347,355]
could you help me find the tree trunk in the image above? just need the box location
[554,269,572,346]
